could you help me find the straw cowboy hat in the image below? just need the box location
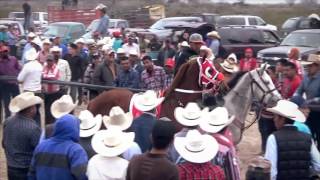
[85,39,95,45]
[207,31,221,39]
[42,39,51,45]
[103,106,133,131]
[174,102,209,127]
[25,48,39,61]
[27,32,36,38]
[50,46,62,53]
[301,54,320,65]
[199,107,234,133]
[220,58,239,73]
[180,41,189,47]
[95,3,107,10]
[133,90,164,112]
[174,129,219,163]
[51,95,77,119]
[226,53,238,63]
[31,37,42,47]
[9,92,43,113]
[91,126,135,157]
[266,100,306,122]
[78,110,102,137]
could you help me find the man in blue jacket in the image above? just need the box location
[28,114,88,180]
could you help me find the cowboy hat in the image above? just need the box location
[199,107,234,133]
[97,39,106,46]
[74,38,85,44]
[51,95,77,119]
[31,37,43,47]
[25,48,39,61]
[103,106,133,131]
[27,32,36,38]
[301,54,320,65]
[266,100,306,122]
[9,92,43,113]
[42,39,51,45]
[78,110,102,137]
[91,126,135,157]
[207,31,221,39]
[220,59,239,73]
[174,129,219,163]
[189,33,204,44]
[174,102,208,127]
[129,49,139,56]
[180,41,189,47]
[50,46,62,53]
[85,39,95,45]
[133,90,164,112]
[226,53,238,63]
[117,48,125,54]
[95,3,107,10]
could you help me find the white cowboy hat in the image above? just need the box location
[301,54,320,65]
[31,37,42,47]
[133,90,164,112]
[220,59,239,73]
[266,100,306,122]
[308,13,320,21]
[74,38,85,44]
[97,39,106,46]
[42,39,51,45]
[78,110,102,137]
[9,92,43,113]
[129,49,139,56]
[51,95,77,119]
[180,41,189,47]
[117,48,125,54]
[85,39,95,45]
[227,53,238,63]
[174,129,219,163]
[199,107,234,133]
[102,44,111,52]
[50,46,62,53]
[25,48,39,61]
[91,126,135,157]
[95,3,107,10]
[207,31,221,39]
[27,32,36,38]
[103,106,133,131]
[174,102,208,127]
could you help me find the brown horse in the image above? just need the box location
[87,59,203,130]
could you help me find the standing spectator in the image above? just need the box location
[3,92,42,180]
[129,50,144,77]
[239,48,258,72]
[123,36,140,56]
[112,31,123,52]
[157,39,176,67]
[0,46,20,118]
[21,32,36,64]
[42,54,61,124]
[64,43,85,103]
[174,41,189,63]
[78,110,102,159]
[164,58,174,89]
[126,120,179,180]
[174,33,202,75]
[281,61,301,99]
[28,114,88,180]
[94,4,109,37]
[175,130,225,179]
[131,90,164,152]
[84,53,101,100]
[293,54,320,149]
[7,25,18,57]
[141,56,166,90]
[17,48,43,93]
[93,49,118,90]
[116,48,126,62]
[288,47,304,78]
[75,38,89,65]
[0,25,8,43]
[206,31,221,57]
[52,36,68,57]
[139,34,150,52]
[87,126,134,180]
[22,0,33,32]
[265,100,320,180]
[38,39,51,65]
[148,36,162,52]
[50,46,71,95]
[114,56,140,89]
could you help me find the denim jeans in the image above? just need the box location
[1,83,20,118]
[258,116,276,152]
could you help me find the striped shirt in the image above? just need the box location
[2,114,41,168]
[178,162,226,180]
[141,66,166,90]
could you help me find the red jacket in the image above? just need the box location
[281,75,301,99]
[239,58,258,72]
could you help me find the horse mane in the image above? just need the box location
[165,59,198,98]
[227,71,247,90]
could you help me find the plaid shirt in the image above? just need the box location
[178,162,226,180]
[165,73,174,89]
[141,65,166,90]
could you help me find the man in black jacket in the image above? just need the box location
[174,33,203,75]
[156,39,176,67]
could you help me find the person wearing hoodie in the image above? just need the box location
[28,114,88,180]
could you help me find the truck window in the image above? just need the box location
[262,31,279,43]
[217,17,246,26]
[248,18,257,25]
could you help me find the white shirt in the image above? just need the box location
[17,60,43,92]
[265,130,320,180]
[57,59,71,82]
[87,155,128,180]
[122,43,140,56]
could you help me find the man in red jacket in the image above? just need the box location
[239,48,258,72]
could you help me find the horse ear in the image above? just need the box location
[259,64,267,75]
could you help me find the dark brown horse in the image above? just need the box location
[87,59,203,130]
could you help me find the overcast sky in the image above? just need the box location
[210,0,320,4]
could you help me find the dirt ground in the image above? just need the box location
[0,108,261,180]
